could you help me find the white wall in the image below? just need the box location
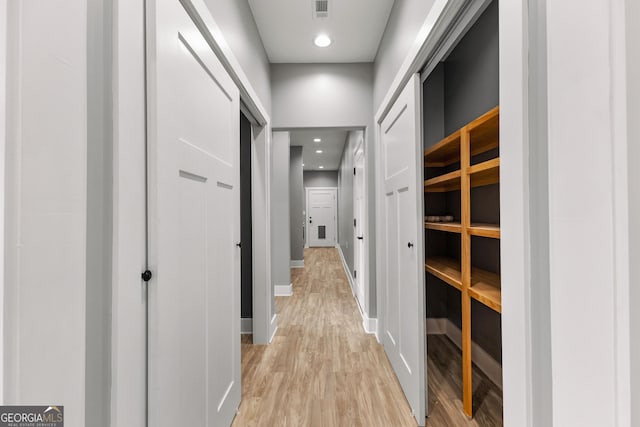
[271,63,373,129]
[4,2,88,425]
[628,1,640,425]
[373,0,436,110]
[202,0,271,114]
[111,0,147,425]
[271,132,291,290]
[545,1,632,425]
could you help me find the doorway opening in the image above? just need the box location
[240,112,253,336]
[421,0,502,422]
[285,127,370,320]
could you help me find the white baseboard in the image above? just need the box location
[336,244,355,294]
[426,317,502,389]
[269,314,278,343]
[290,259,304,268]
[363,317,378,339]
[336,244,378,339]
[241,318,253,334]
[274,283,293,296]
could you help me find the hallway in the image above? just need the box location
[232,248,417,426]
[232,248,503,426]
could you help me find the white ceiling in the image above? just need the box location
[248,0,395,63]
[290,129,348,171]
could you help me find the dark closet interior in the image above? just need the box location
[422,0,503,420]
[240,112,253,320]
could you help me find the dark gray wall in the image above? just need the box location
[443,1,499,135]
[240,113,253,318]
[423,0,501,362]
[303,171,338,188]
[289,147,304,262]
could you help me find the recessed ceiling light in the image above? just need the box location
[314,34,332,48]
[319,166,325,169]
[315,150,323,154]
[313,138,321,142]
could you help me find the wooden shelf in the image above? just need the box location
[425,221,462,234]
[425,257,462,291]
[469,158,499,188]
[423,106,501,418]
[469,267,501,313]
[469,223,500,239]
[424,130,461,167]
[468,106,499,157]
[424,170,461,192]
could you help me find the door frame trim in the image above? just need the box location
[305,187,338,248]
[352,137,367,314]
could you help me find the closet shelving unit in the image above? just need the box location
[423,106,501,417]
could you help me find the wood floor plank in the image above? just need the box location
[232,248,502,427]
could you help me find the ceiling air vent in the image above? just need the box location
[314,0,329,18]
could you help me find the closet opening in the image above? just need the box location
[240,112,254,337]
[422,0,503,422]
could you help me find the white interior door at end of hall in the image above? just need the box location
[147,1,241,426]
[380,74,426,424]
[308,188,336,247]
[354,147,365,309]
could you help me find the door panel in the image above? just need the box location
[147,1,241,425]
[307,188,337,247]
[379,74,426,424]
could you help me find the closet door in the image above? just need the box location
[379,74,426,424]
[146,0,241,425]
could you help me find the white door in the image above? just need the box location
[353,144,366,308]
[307,188,337,247]
[379,74,426,424]
[147,1,241,425]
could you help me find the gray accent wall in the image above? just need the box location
[203,0,271,114]
[271,63,373,129]
[303,171,338,188]
[271,132,291,290]
[289,147,304,262]
[373,0,437,110]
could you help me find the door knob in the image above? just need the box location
[357,236,364,240]
[236,242,241,248]
[407,242,414,248]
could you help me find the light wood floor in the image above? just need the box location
[231,247,502,427]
